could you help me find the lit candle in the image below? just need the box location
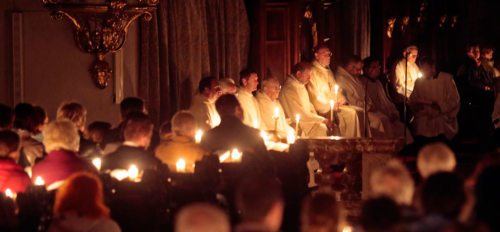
[334,84,340,106]
[194,129,203,144]
[92,157,102,171]
[176,158,186,173]
[128,164,139,181]
[4,188,16,200]
[329,100,335,121]
[417,72,423,78]
[231,148,242,161]
[295,114,300,135]
[342,226,353,232]
[287,131,296,144]
[34,176,45,186]
[273,107,279,131]
[253,120,259,129]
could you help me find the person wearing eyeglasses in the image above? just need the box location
[393,45,421,98]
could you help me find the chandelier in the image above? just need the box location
[41,0,159,88]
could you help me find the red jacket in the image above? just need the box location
[32,150,96,187]
[0,158,31,193]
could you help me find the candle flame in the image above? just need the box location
[417,72,423,78]
[334,84,339,94]
[92,158,102,171]
[34,176,45,186]
[5,188,15,199]
[176,158,186,172]
[128,164,139,180]
[342,226,353,232]
[287,131,296,144]
[330,100,335,109]
[231,148,242,161]
[194,129,203,144]
[295,114,300,123]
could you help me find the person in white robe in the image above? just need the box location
[256,78,295,138]
[336,56,395,138]
[409,58,460,140]
[393,45,421,98]
[363,57,412,143]
[236,69,265,130]
[306,45,363,137]
[189,76,221,131]
[279,62,328,137]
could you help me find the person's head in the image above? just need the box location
[198,76,221,101]
[0,104,13,130]
[419,57,437,79]
[13,103,36,132]
[421,172,465,219]
[53,172,109,219]
[363,57,382,80]
[33,106,48,134]
[301,191,340,232]
[123,112,154,148]
[0,130,21,161]
[261,78,281,101]
[120,97,146,120]
[475,165,500,232]
[341,55,363,77]
[219,78,238,95]
[57,102,87,132]
[481,47,494,60]
[87,121,112,144]
[403,45,419,63]
[236,176,283,231]
[370,159,415,206]
[360,197,402,232]
[170,111,197,138]
[466,44,480,60]
[417,142,456,179]
[215,94,244,120]
[43,120,80,153]
[292,62,313,84]
[239,68,259,92]
[175,203,230,232]
[314,44,332,66]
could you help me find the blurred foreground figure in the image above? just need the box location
[175,203,230,232]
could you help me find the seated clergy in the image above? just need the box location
[279,62,328,137]
[392,45,421,98]
[155,111,206,172]
[409,58,460,140]
[101,112,168,176]
[306,45,363,137]
[189,76,222,130]
[362,57,411,142]
[200,94,273,175]
[256,78,295,137]
[236,69,265,129]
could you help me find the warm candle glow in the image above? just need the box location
[253,120,259,129]
[176,158,186,173]
[329,100,335,121]
[34,176,45,186]
[273,107,279,119]
[334,84,339,94]
[194,129,203,144]
[231,148,242,161]
[128,164,139,180]
[295,114,300,134]
[417,72,423,78]
[260,130,270,142]
[342,226,352,232]
[92,157,102,171]
[287,131,296,144]
[4,188,16,200]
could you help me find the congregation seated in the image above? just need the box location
[101,112,168,176]
[234,176,283,232]
[369,159,415,207]
[417,143,456,180]
[13,103,44,167]
[175,203,230,232]
[48,172,121,232]
[256,78,295,138]
[360,197,403,232]
[0,130,31,193]
[300,190,341,232]
[279,62,328,137]
[307,45,363,137]
[409,58,460,141]
[155,111,206,172]
[0,103,14,130]
[236,69,265,129]
[31,105,48,143]
[189,76,221,130]
[32,120,96,188]
[87,121,112,150]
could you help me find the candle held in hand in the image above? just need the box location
[176,158,186,172]
[194,129,203,144]
[34,176,45,186]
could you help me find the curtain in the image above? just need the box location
[139,0,250,126]
[352,0,371,58]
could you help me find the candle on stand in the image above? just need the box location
[273,107,279,131]
[194,129,203,144]
[295,114,300,135]
[92,157,102,171]
[329,100,335,121]
[176,158,186,172]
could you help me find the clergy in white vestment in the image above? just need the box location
[236,69,265,129]
[363,57,412,142]
[256,78,295,137]
[393,45,421,98]
[306,45,363,137]
[189,76,221,131]
[279,62,328,137]
[409,58,460,140]
[336,56,396,138]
